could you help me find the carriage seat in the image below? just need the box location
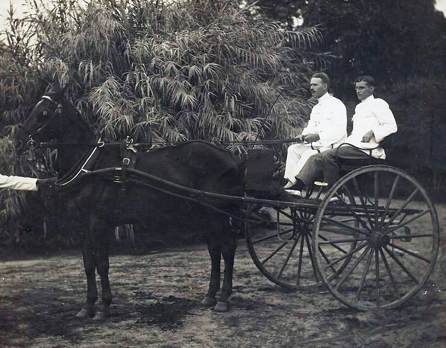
[303,135,394,198]
[335,134,395,174]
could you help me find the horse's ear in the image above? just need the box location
[47,86,67,101]
[54,86,67,100]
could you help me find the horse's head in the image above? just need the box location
[14,87,67,154]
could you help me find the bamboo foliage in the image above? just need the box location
[1,0,323,145]
[0,0,326,247]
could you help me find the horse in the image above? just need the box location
[14,87,245,319]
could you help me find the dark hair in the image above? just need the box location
[312,72,330,88]
[355,75,376,87]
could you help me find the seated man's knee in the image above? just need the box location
[307,152,323,165]
[288,144,302,153]
[321,149,337,160]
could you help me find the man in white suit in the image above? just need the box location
[284,72,347,189]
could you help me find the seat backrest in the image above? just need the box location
[335,139,389,174]
[379,133,395,152]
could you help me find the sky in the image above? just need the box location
[0,0,446,32]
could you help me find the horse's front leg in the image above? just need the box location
[95,241,112,320]
[202,240,221,308]
[76,240,97,318]
[89,217,113,320]
[214,234,236,312]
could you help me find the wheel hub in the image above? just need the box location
[370,232,390,248]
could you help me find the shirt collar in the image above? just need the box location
[361,95,375,103]
[317,92,331,104]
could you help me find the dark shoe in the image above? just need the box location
[280,190,303,201]
[287,179,304,191]
[283,180,295,189]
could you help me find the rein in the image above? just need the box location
[38,137,299,149]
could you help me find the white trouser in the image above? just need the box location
[284,144,319,183]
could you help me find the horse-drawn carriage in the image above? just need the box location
[14,88,440,318]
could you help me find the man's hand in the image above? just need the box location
[361,130,375,143]
[303,133,320,143]
[295,134,304,143]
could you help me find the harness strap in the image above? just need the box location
[114,137,137,217]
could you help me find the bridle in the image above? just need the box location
[19,95,63,150]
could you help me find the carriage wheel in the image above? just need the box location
[245,190,357,290]
[313,165,440,310]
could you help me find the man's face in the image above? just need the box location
[310,78,327,98]
[355,81,374,101]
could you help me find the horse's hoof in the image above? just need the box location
[93,311,108,321]
[201,296,217,307]
[213,301,230,312]
[75,308,94,318]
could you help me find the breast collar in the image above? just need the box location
[56,137,104,189]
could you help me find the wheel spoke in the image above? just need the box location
[324,242,369,271]
[374,172,379,228]
[318,234,351,254]
[318,246,338,275]
[384,188,420,228]
[390,233,435,240]
[319,227,360,237]
[304,234,319,283]
[277,208,294,221]
[351,178,376,229]
[319,237,369,244]
[296,233,305,285]
[261,241,288,265]
[322,216,370,236]
[253,228,293,244]
[355,248,374,304]
[379,175,400,229]
[327,193,373,233]
[379,247,398,294]
[375,248,380,307]
[277,235,300,278]
[384,210,430,236]
[335,246,371,291]
[383,246,419,284]
[387,242,431,263]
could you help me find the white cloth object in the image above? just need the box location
[284,144,319,183]
[345,95,397,159]
[285,189,302,197]
[301,93,348,150]
[0,174,38,191]
[284,93,347,182]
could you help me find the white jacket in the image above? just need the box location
[302,93,347,151]
[0,174,38,191]
[346,95,397,159]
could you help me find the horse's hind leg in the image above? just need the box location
[214,232,236,312]
[202,240,221,307]
[76,240,97,318]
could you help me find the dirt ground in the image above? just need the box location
[1,206,446,348]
